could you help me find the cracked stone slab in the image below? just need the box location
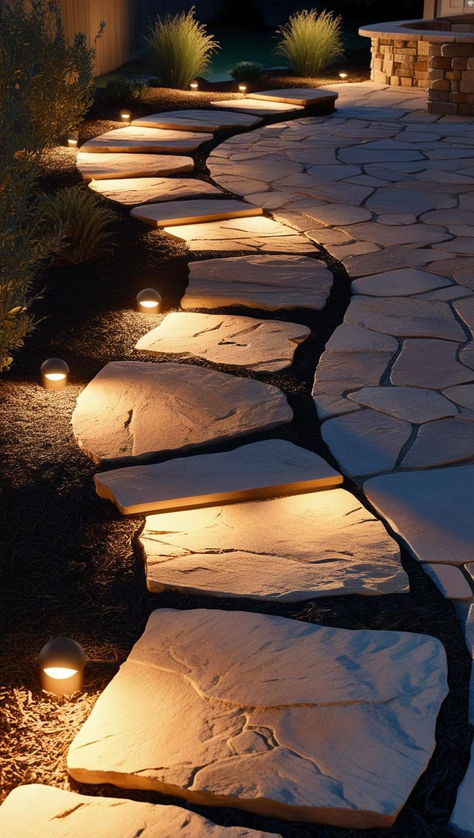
[67,608,447,828]
[363,464,474,565]
[163,216,315,253]
[88,177,222,206]
[321,408,412,478]
[391,339,474,389]
[94,440,342,516]
[139,488,408,600]
[72,361,292,465]
[423,564,473,601]
[347,386,457,424]
[449,742,474,838]
[132,109,262,132]
[182,255,333,311]
[76,152,194,180]
[401,417,474,469]
[211,98,303,115]
[248,88,337,107]
[351,269,452,298]
[135,312,310,372]
[0,785,274,838]
[345,297,466,341]
[80,126,212,153]
[131,200,263,228]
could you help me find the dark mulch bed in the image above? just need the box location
[0,76,471,837]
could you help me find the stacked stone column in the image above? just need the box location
[370,37,429,88]
[428,41,474,115]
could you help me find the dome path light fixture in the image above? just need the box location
[190,81,198,91]
[338,72,348,80]
[67,133,78,148]
[136,288,162,314]
[39,637,86,697]
[120,109,131,123]
[40,357,69,391]
[238,84,247,95]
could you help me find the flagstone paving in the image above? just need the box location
[131,199,263,228]
[94,440,342,516]
[67,609,447,828]
[133,108,262,132]
[449,742,474,838]
[88,176,222,205]
[164,216,316,253]
[211,98,304,115]
[80,126,212,153]
[134,312,310,371]
[248,88,338,108]
[77,152,194,180]
[0,785,275,838]
[72,361,292,465]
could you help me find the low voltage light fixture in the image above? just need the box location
[39,637,86,697]
[338,72,348,80]
[40,357,69,390]
[190,81,199,91]
[120,109,131,123]
[67,133,78,148]
[136,288,162,314]
[238,84,247,95]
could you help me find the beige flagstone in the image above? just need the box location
[77,152,194,180]
[133,109,262,132]
[80,126,212,153]
[211,98,303,114]
[131,199,263,228]
[248,88,337,107]
[88,177,222,206]
[163,216,315,253]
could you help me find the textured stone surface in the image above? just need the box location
[455,295,474,334]
[313,351,394,420]
[391,339,474,389]
[211,98,303,114]
[135,312,310,372]
[401,417,474,469]
[139,489,408,599]
[248,88,337,107]
[67,608,447,828]
[325,324,398,353]
[347,386,457,424]
[449,742,474,838]
[72,362,292,465]
[182,255,333,311]
[133,109,262,132]
[346,296,465,340]
[321,409,412,478]
[423,564,473,601]
[80,126,212,153]
[444,383,474,412]
[131,199,263,228]
[0,785,273,838]
[164,216,315,252]
[364,464,474,565]
[77,152,194,180]
[89,177,221,206]
[351,269,452,298]
[94,440,342,516]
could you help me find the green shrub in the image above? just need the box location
[144,7,219,89]
[276,8,344,77]
[100,78,150,105]
[43,188,116,266]
[231,61,264,83]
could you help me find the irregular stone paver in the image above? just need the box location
[72,361,292,465]
[391,339,474,389]
[134,312,310,372]
[299,203,372,226]
[80,126,212,153]
[347,386,457,424]
[88,177,222,206]
[345,296,466,341]
[211,98,303,115]
[325,324,398,353]
[321,409,412,478]
[339,221,450,248]
[341,246,449,278]
[67,608,447,828]
[401,417,474,469]
[449,743,474,838]
[364,464,474,565]
[423,564,473,601]
[139,489,408,600]
[351,269,452,297]
[461,343,474,371]
[248,88,337,107]
[444,383,474,411]
[365,187,454,216]
[182,255,333,311]
[94,440,343,515]
[131,199,263,228]
[0,785,274,838]
[313,350,394,419]
[455,296,474,334]
[164,216,315,253]
[133,109,262,132]
[77,152,194,180]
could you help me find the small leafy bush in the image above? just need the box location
[144,7,220,89]
[231,61,264,83]
[276,9,344,77]
[43,188,116,266]
[100,78,150,105]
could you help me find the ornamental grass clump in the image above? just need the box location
[144,7,219,89]
[276,8,344,77]
[43,188,116,266]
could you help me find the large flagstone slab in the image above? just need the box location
[363,464,474,565]
[139,488,408,599]
[0,785,274,838]
[133,109,262,132]
[248,88,337,107]
[94,440,342,516]
[77,152,194,180]
[211,98,303,115]
[347,386,457,424]
[391,339,474,389]
[449,743,474,838]
[345,297,466,341]
[313,351,394,419]
[325,323,398,353]
[67,609,447,828]
[135,312,310,372]
[351,268,452,297]
[163,216,315,253]
[401,417,474,469]
[131,200,263,228]
[72,361,292,465]
[321,409,412,478]
[182,255,333,311]
[80,126,212,153]
[88,177,222,206]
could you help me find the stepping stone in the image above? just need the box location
[298,203,372,227]
[423,564,473,601]
[321,409,412,478]
[80,126,212,154]
[444,383,474,411]
[248,88,337,108]
[131,199,263,228]
[325,324,398,353]
[455,295,474,333]
[139,488,408,599]
[211,98,304,115]
[88,177,222,206]
[343,245,449,279]
[346,297,466,341]
[0,785,274,838]
[391,339,474,389]
[363,464,474,565]
[401,417,474,469]
[67,609,447,829]
[461,342,474,371]
[449,743,474,838]
[135,312,310,372]
[77,152,194,180]
[351,269,452,297]
[313,350,394,420]
[163,216,315,253]
[347,386,457,424]
[94,440,343,516]
[72,361,292,465]
[133,109,262,132]
[182,255,332,311]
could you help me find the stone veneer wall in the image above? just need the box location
[370,37,429,89]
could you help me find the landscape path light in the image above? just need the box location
[238,84,247,95]
[39,637,86,697]
[67,133,78,148]
[338,72,348,80]
[40,357,69,390]
[120,109,131,123]
[190,81,199,91]
[136,288,162,314]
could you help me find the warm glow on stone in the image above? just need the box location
[43,666,78,679]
